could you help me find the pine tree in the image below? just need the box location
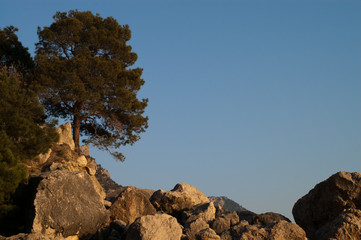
[36,10,148,161]
[0,67,58,216]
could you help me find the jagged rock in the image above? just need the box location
[293,171,361,238]
[79,145,90,156]
[211,211,239,234]
[75,155,87,167]
[125,213,182,240]
[237,210,257,224]
[38,149,52,164]
[195,228,220,240]
[29,170,109,238]
[253,212,291,225]
[110,187,157,225]
[315,208,361,240]
[182,202,216,225]
[150,183,209,216]
[57,123,75,150]
[95,164,124,202]
[208,196,248,212]
[184,218,210,240]
[222,220,306,240]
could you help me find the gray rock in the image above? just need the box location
[150,183,209,216]
[293,171,361,239]
[30,170,109,238]
[110,187,156,225]
[95,164,123,202]
[125,213,182,240]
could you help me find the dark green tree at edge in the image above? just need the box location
[36,10,148,161]
[0,67,58,218]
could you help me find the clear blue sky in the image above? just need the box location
[1,0,360,220]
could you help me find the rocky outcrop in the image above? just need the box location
[150,183,209,216]
[95,164,124,202]
[315,208,361,240]
[182,202,216,225]
[125,213,182,240]
[57,122,75,150]
[252,212,291,225]
[208,196,248,212]
[184,218,210,240]
[293,171,361,238]
[195,228,220,240]
[30,170,109,238]
[211,211,239,235]
[110,187,156,225]
[220,220,307,240]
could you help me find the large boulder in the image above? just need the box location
[184,218,210,240]
[195,228,220,240]
[211,211,239,235]
[315,208,361,240]
[125,213,182,240]
[29,170,109,238]
[221,220,306,240]
[182,202,216,225]
[293,171,361,238]
[110,187,156,225]
[150,183,209,216]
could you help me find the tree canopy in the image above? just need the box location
[36,10,148,161]
[0,26,35,77]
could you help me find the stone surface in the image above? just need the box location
[219,220,306,240]
[253,212,291,225]
[315,208,361,240]
[293,171,361,238]
[79,145,90,156]
[57,123,75,150]
[30,170,109,238]
[150,183,209,215]
[184,218,210,240]
[110,187,157,225]
[208,196,248,212]
[95,164,123,202]
[125,213,182,240]
[211,211,239,234]
[195,228,220,240]
[182,202,216,224]
[76,155,87,167]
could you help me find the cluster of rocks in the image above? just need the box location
[0,123,360,239]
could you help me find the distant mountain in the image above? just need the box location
[208,196,249,212]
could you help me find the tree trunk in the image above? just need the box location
[73,102,81,154]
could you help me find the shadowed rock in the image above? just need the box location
[293,171,361,238]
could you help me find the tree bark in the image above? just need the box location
[73,102,82,154]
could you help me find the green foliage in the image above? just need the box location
[0,68,59,160]
[0,67,58,218]
[0,130,26,215]
[0,26,35,80]
[36,10,148,161]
